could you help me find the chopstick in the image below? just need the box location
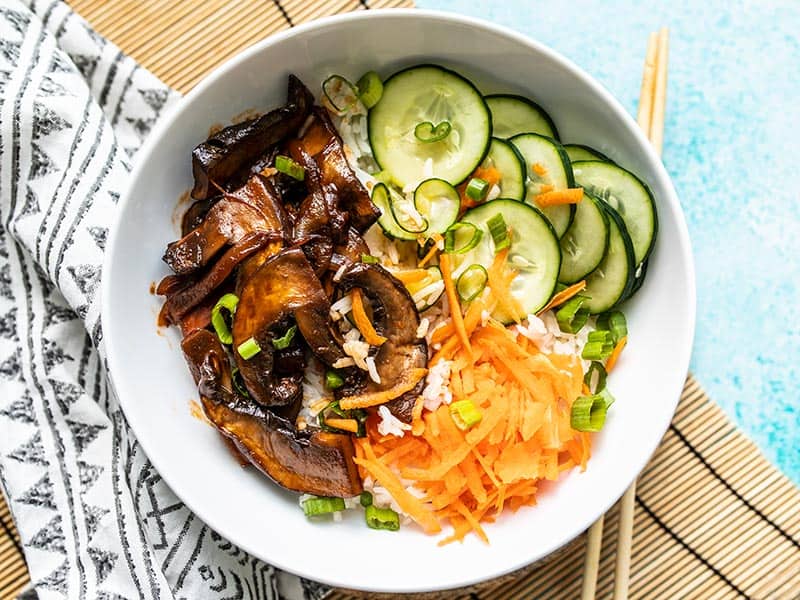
[580,26,669,600]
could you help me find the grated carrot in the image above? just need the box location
[537,280,587,315]
[439,253,473,358]
[532,163,548,177]
[605,335,628,373]
[390,269,430,284]
[535,188,584,207]
[324,418,359,433]
[487,248,524,323]
[418,233,442,268]
[351,289,387,346]
[457,165,502,209]
[339,368,428,409]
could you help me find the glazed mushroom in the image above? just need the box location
[181,329,362,498]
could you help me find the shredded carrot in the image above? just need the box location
[418,233,442,267]
[411,396,425,436]
[532,163,548,177]
[350,289,387,346]
[487,248,524,323]
[339,368,428,409]
[605,336,628,373]
[390,269,430,284]
[439,253,472,358]
[457,166,502,209]
[324,418,359,433]
[537,280,587,315]
[535,188,584,207]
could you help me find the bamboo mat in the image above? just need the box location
[1,1,798,599]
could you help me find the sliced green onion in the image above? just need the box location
[596,310,628,344]
[465,177,490,203]
[365,504,400,531]
[325,370,344,390]
[231,367,250,397]
[211,293,239,345]
[456,264,488,302]
[302,496,346,517]
[272,325,297,350]
[449,399,483,431]
[360,491,373,507]
[584,361,607,395]
[275,155,305,181]
[414,120,452,143]
[556,296,590,334]
[237,337,261,360]
[582,330,615,361]
[444,222,482,254]
[570,389,614,432]
[487,212,511,252]
[361,253,379,264]
[322,74,359,113]
[356,70,383,109]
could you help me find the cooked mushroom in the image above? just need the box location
[191,75,314,200]
[181,329,362,497]
[163,174,286,275]
[336,263,428,421]
[232,248,346,406]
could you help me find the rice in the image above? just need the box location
[365,356,381,384]
[377,405,412,437]
[416,317,430,338]
[330,294,352,321]
[332,262,348,282]
[421,359,453,411]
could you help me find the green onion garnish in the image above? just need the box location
[325,370,344,390]
[584,361,607,394]
[581,330,615,360]
[275,155,305,181]
[465,177,490,203]
[596,310,628,344]
[556,296,589,334]
[456,264,488,302]
[360,491,373,507]
[237,337,261,360]
[449,399,482,431]
[211,293,239,345]
[444,222,482,254]
[365,504,400,531]
[272,325,297,350]
[302,496,346,517]
[231,367,250,397]
[414,120,452,143]
[356,70,383,109]
[322,74,359,113]
[361,253,379,264]
[487,212,511,252]
[570,389,615,432]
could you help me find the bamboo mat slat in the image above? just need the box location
[1,2,798,599]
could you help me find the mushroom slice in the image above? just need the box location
[181,329,362,498]
[232,248,345,406]
[191,74,314,200]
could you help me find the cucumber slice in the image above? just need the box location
[481,138,525,201]
[459,199,561,322]
[413,178,460,235]
[371,183,417,241]
[559,193,610,284]
[564,144,612,164]
[582,204,636,314]
[485,94,559,140]
[368,65,491,188]
[510,133,575,238]
[572,160,657,265]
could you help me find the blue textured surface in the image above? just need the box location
[419,0,800,484]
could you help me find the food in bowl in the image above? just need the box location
[156,64,657,544]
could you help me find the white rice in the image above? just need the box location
[377,405,412,437]
[330,294,352,321]
[421,359,453,411]
[365,356,381,384]
[416,317,430,339]
[332,262,348,282]
[332,357,355,369]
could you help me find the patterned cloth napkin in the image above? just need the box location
[0,1,328,598]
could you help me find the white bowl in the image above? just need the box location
[102,9,695,594]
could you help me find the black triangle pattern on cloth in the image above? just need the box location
[65,418,106,453]
[96,592,128,600]
[7,431,48,466]
[125,116,156,141]
[49,50,73,73]
[0,6,30,34]
[88,547,118,583]
[32,102,72,139]
[36,559,69,593]
[16,472,56,509]
[38,74,70,97]
[0,39,20,64]
[42,338,74,372]
[27,514,66,554]
[0,389,36,424]
[139,87,170,114]
[0,346,21,379]
[20,185,40,217]
[107,190,119,204]
[44,297,77,326]
[77,460,103,494]
[49,378,83,414]
[0,306,17,340]
[88,225,107,250]
[28,143,58,179]
[68,263,100,299]
[71,53,98,81]
[0,262,12,299]
[83,503,110,540]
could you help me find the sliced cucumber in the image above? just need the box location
[510,133,575,238]
[459,199,561,322]
[413,178,460,235]
[572,160,657,265]
[372,183,417,241]
[485,94,559,140]
[368,65,491,188]
[582,204,635,314]
[481,138,525,201]
[564,144,612,164]
[559,193,610,284]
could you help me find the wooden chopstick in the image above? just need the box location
[581,26,669,600]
